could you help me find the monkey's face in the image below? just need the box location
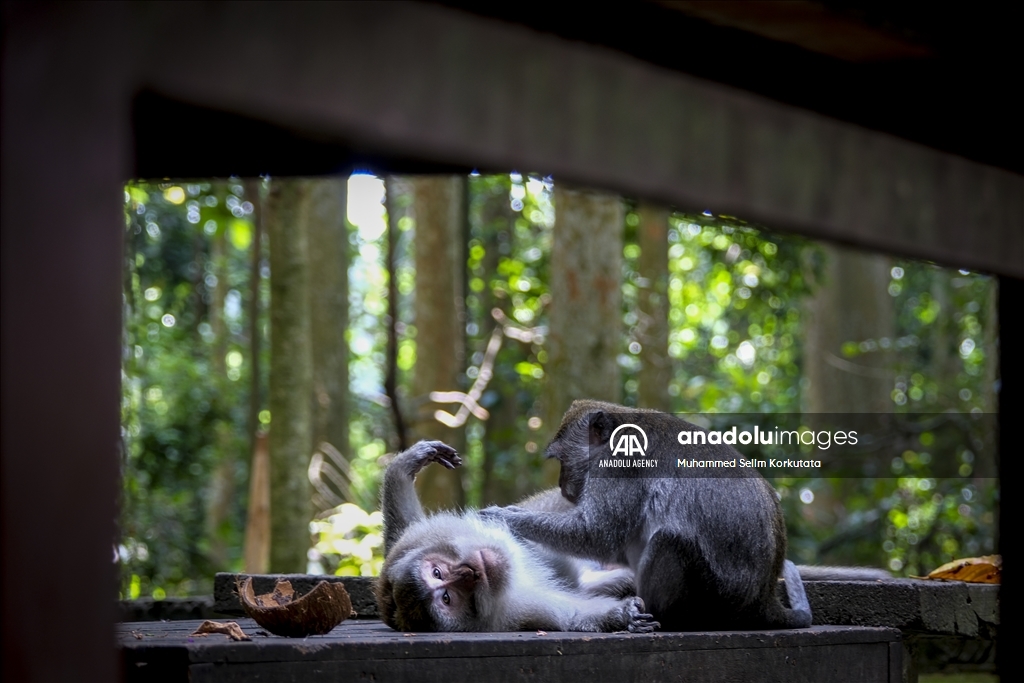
[379,535,514,632]
[546,403,610,503]
[418,546,507,628]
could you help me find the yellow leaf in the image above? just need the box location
[925,555,1001,583]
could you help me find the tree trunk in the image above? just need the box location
[206,209,233,570]
[243,432,271,573]
[804,244,894,414]
[802,244,893,563]
[545,184,623,480]
[636,202,672,413]
[242,178,269,573]
[267,178,313,573]
[308,177,350,504]
[246,178,265,457]
[409,176,466,510]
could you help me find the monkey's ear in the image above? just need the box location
[588,411,610,447]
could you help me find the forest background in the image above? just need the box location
[119,174,998,600]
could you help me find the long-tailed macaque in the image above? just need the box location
[375,440,657,632]
[482,400,814,631]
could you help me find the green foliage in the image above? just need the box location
[462,173,554,503]
[309,503,384,576]
[623,213,815,412]
[120,181,261,598]
[121,173,998,595]
[773,258,997,573]
[619,210,996,574]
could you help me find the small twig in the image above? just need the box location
[491,307,546,344]
[432,325,503,428]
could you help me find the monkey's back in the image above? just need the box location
[570,406,790,628]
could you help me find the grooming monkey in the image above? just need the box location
[375,440,657,632]
[482,400,814,631]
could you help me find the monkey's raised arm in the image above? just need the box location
[380,441,461,556]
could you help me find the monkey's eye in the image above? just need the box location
[442,591,450,605]
[432,568,442,579]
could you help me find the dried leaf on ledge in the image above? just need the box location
[919,555,1001,583]
[191,620,252,641]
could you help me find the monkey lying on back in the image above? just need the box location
[375,440,657,632]
[483,400,813,631]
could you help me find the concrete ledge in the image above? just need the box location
[803,579,998,678]
[804,580,998,636]
[120,596,217,623]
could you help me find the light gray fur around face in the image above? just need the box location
[375,440,657,633]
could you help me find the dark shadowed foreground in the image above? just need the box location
[119,618,900,683]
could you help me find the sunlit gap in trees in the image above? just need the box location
[347,173,388,400]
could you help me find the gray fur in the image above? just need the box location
[482,401,814,630]
[376,440,657,633]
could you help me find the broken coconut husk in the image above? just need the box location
[237,577,354,637]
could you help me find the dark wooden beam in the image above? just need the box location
[123,3,1022,276]
[1,4,126,681]
[440,1,1023,175]
[132,92,474,180]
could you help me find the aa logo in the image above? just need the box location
[609,424,648,457]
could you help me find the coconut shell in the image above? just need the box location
[238,577,354,637]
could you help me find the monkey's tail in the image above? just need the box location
[797,565,892,581]
[768,560,813,628]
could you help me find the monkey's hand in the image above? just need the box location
[478,506,531,537]
[394,440,462,479]
[479,505,526,521]
[380,441,461,557]
[622,597,659,634]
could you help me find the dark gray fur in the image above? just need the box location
[376,440,656,632]
[483,401,813,631]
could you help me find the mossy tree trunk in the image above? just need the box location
[205,208,233,570]
[308,177,350,503]
[267,178,314,573]
[544,185,623,482]
[636,202,672,413]
[243,178,269,573]
[804,244,894,414]
[803,244,893,562]
[409,175,466,510]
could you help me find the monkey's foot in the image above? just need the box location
[623,597,659,633]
